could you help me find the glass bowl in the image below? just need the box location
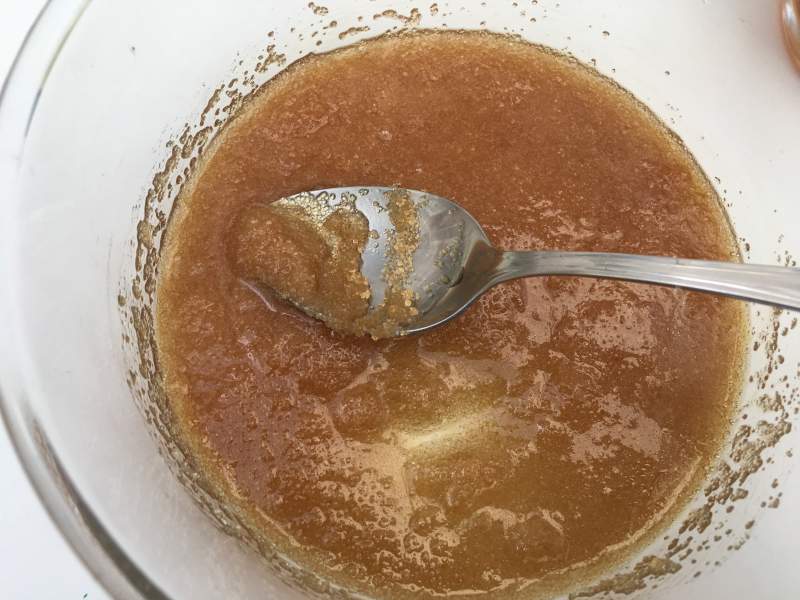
[1,1,799,599]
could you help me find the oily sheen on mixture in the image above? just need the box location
[156,31,745,597]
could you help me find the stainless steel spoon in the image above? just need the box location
[279,186,800,336]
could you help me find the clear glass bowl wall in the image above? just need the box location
[1,1,799,599]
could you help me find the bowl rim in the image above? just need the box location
[0,1,163,598]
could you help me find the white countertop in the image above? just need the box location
[1,2,798,599]
[0,4,108,598]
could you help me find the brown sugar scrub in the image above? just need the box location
[229,188,420,339]
[156,31,747,598]
[229,194,372,335]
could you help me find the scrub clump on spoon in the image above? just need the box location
[229,188,420,338]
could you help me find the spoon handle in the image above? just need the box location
[492,251,800,310]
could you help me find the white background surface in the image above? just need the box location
[0,4,108,599]
[0,2,798,599]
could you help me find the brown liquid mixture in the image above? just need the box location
[157,31,745,597]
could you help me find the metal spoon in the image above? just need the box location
[279,186,800,336]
